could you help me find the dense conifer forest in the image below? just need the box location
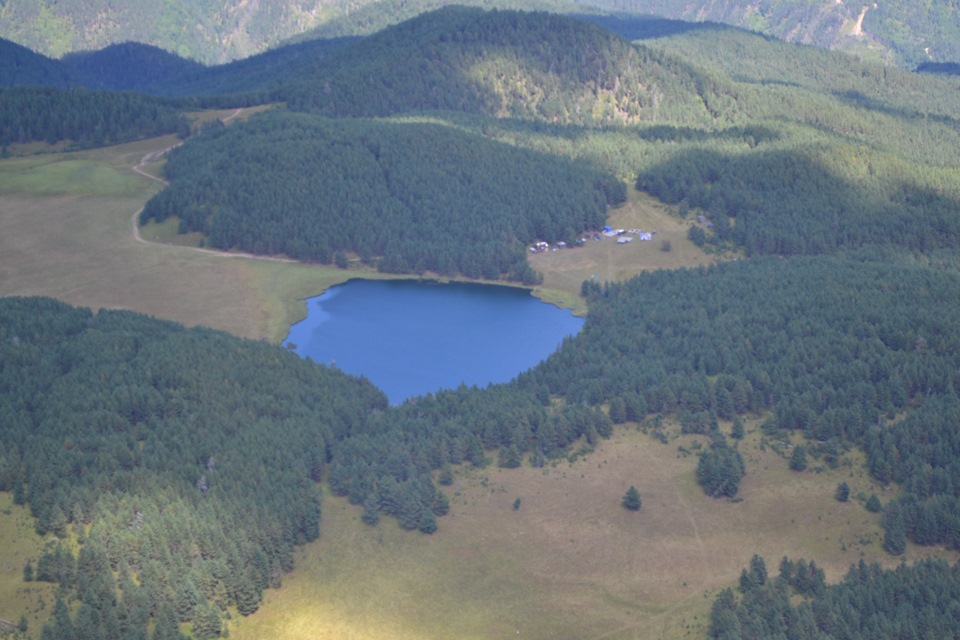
[4,5,960,639]
[140,111,624,281]
[0,297,387,637]
[0,86,189,148]
[710,555,960,639]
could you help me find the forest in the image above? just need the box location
[0,297,387,638]
[0,86,189,148]
[3,0,958,69]
[11,249,960,637]
[140,110,624,281]
[3,4,960,639]
[709,555,960,639]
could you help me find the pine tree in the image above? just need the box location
[835,482,850,502]
[789,445,808,472]
[731,417,745,440]
[866,494,883,512]
[883,506,907,555]
[419,510,437,535]
[622,486,642,511]
[361,492,380,526]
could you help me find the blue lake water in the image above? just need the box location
[283,279,584,405]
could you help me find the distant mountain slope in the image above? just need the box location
[586,0,960,67]
[280,7,724,126]
[61,42,205,92]
[1,0,957,69]
[0,38,71,87]
[145,37,356,99]
[0,0,335,64]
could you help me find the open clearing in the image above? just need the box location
[0,494,57,634]
[530,190,719,313]
[228,423,928,640]
[0,120,359,342]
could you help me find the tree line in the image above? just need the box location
[710,555,960,639]
[0,86,189,149]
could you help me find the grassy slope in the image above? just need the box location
[228,422,922,640]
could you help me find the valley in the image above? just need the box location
[2,5,960,640]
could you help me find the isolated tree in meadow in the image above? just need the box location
[835,482,850,502]
[697,443,745,498]
[622,486,642,511]
[866,494,883,512]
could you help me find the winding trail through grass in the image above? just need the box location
[128,109,297,264]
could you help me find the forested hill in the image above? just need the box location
[281,7,719,125]
[0,86,190,149]
[140,111,625,281]
[3,0,958,70]
[0,296,387,638]
[60,42,205,92]
[0,38,71,87]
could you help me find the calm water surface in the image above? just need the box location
[284,279,584,404]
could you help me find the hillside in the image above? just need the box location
[2,0,959,70]
[0,86,190,149]
[140,110,624,281]
[0,0,337,64]
[280,7,723,125]
[0,38,71,87]
[61,42,205,92]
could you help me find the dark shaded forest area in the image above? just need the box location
[141,111,624,281]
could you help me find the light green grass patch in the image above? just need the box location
[0,157,141,196]
[0,493,56,634]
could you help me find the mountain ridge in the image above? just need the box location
[1,0,958,68]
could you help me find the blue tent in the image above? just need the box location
[603,225,612,232]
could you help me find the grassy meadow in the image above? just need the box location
[226,421,914,640]
[0,124,343,341]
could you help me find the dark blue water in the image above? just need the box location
[284,279,584,405]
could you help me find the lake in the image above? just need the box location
[283,279,584,404]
